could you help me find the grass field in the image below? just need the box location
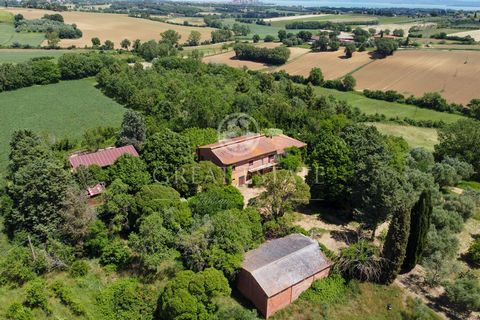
[269,14,379,28]
[272,282,440,320]
[0,49,78,63]
[2,8,215,48]
[314,87,465,123]
[0,78,125,177]
[0,23,45,47]
[369,122,438,150]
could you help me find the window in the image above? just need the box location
[269,155,275,162]
[232,166,236,171]
[249,161,254,166]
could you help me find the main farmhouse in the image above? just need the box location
[197,133,306,186]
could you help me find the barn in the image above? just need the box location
[237,234,332,318]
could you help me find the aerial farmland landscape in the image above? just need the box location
[1,1,480,320]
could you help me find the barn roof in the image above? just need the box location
[69,145,139,169]
[242,234,331,297]
[198,134,306,165]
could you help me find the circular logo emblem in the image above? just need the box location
[217,113,260,157]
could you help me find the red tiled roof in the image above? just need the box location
[87,183,106,197]
[199,134,306,165]
[69,145,139,169]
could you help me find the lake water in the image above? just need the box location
[178,0,480,10]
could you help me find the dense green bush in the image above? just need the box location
[25,279,50,313]
[158,268,231,320]
[467,238,480,267]
[5,303,34,320]
[444,274,480,312]
[233,43,291,65]
[97,278,157,320]
[188,186,244,216]
[0,246,37,286]
[171,161,225,197]
[300,273,348,304]
[51,281,85,315]
[69,260,89,278]
[99,239,131,270]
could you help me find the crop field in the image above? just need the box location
[314,87,465,123]
[275,50,374,80]
[221,18,282,39]
[203,43,309,70]
[0,78,125,177]
[368,123,438,150]
[352,49,480,105]
[268,14,379,28]
[365,22,436,36]
[166,17,206,26]
[448,29,480,41]
[2,8,215,48]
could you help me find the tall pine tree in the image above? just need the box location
[402,190,433,273]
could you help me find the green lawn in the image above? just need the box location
[0,23,45,47]
[0,49,76,63]
[269,14,379,28]
[0,78,125,177]
[222,18,282,39]
[368,122,439,151]
[314,87,465,123]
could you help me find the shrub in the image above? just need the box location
[5,303,34,320]
[99,239,131,270]
[337,240,383,282]
[188,186,244,217]
[467,238,480,267]
[300,273,347,304]
[25,279,50,312]
[0,246,37,286]
[69,260,89,278]
[233,43,291,65]
[97,278,157,320]
[51,281,85,315]
[444,274,480,312]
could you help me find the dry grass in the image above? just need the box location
[369,123,439,151]
[353,49,480,104]
[3,8,215,48]
[448,29,480,41]
[202,43,309,71]
[275,50,374,79]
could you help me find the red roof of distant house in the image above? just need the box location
[198,134,306,165]
[87,183,106,197]
[69,145,139,169]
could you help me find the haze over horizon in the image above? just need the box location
[174,0,480,10]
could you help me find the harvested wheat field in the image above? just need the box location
[353,49,480,105]
[203,44,309,71]
[3,8,214,48]
[275,50,374,80]
[448,29,480,41]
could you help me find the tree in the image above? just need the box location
[252,34,260,43]
[468,99,480,120]
[188,186,244,217]
[103,40,114,50]
[375,38,398,57]
[264,34,275,42]
[312,36,329,52]
[187,30,201,46]
[181,127,218,155]
[31,59,60,85]
[159,269,231,320]
[329,40,340,51]
[278,29,287,41]
[116,110,146,150]
[393,29,405,37]
[341,74,356,91]
[7,130,48,178]
[7,158,71,240]
[141,128,194,182]
[108,154,151,193]
[161,29,181,46]
[402,190,433,273]
[307,67,324,86]
[435,119,480,177]
[171,161,225,198]
[344,43,356,58]
[128,212,179,273]
[91,37,101,47]
[381,178,414,284]
[45,31,60,48]
[306,131,353,203]
[120,38,131,50]
[253,170,310,220]
[432,162,459,187]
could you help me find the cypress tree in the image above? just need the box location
[381,206,411,284]
[402,190,433,273]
